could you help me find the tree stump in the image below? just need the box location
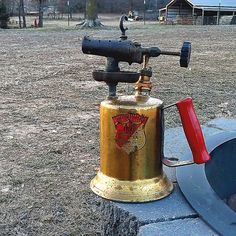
[77,0,102,28]
[77,19,103,28]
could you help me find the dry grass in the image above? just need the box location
[0,15,235,235]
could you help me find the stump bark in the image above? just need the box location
[77,0,102,28]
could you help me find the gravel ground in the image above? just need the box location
[0,16,235,235]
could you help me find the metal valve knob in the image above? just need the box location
[180,42,191,68]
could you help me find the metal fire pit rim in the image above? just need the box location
[177,131,236,236]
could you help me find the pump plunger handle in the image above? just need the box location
[180,42,191,67]
[119,15,128,39]
[176,98,211,164]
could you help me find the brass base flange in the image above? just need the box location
[90,171,173,202]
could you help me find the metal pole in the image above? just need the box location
[217,0,221,25]
[192,7,195,25]
[67,0,70,27]
[156,0,158,21]
[144,0,146,25]
[202,9,204,25]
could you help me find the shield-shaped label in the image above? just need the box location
[112,113,148,154]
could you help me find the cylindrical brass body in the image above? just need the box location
[91,95,173,202]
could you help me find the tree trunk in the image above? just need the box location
[0,0,9,28]
[18,4,22,28]
[86,0,97,21]
[129,0,134,11]
[78,0,102,28]
[20,0,26,28]
[38,0,43,27]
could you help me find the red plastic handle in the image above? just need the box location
[176,97,211,164]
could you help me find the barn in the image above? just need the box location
[159,0,236,25]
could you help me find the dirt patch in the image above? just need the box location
[0,16,235,235]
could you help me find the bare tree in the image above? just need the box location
[19,0,26,28]
[32,0,45,27]
[0,0,9,28]
[57,0,66,17]
[7,0,17,16]
[38,0,44,27]
[79,0,102,28]
[129,0,134,10]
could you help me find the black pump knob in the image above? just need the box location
[120,15,128,40]
[180,42,191,68]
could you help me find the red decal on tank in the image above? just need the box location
[112,113,148,149]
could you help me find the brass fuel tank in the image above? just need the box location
[90,95,173,202]
[84,16,210,203]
